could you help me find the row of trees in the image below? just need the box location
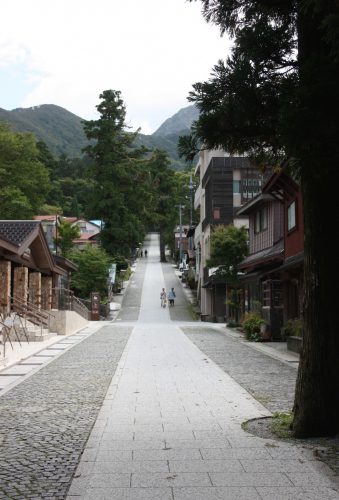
[181,0,339,437]
[0,89,194,261]
[0,90,195,301]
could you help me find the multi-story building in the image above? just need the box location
[237,169,304,340]
[194,150,263,321]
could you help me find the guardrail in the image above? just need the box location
[11,295,55,337]
[51,288,90,321]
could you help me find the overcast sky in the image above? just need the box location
[1,0,231,134]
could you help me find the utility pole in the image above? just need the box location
[189,174,193,227]
[179,203,183,264]
[176,203,184,264]
[188,175,194,251]
[55,213,58,255]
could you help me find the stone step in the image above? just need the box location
[32,332,56,342]
[8,327,55,342]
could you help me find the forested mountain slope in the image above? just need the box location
[0,103,198,168]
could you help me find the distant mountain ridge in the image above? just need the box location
[153,105,199,137]
[0,103,198,168]
[0,104,88,158]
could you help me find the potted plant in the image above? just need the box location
[242,312,266,342]
[282,318,303,353]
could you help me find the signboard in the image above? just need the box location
[91,292,100,321]
[108,264,117,284]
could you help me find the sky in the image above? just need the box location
[0,0,231,135]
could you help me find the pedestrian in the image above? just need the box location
[140,250,143,257]
[168,287,176,306]
[160,288,167,308]
[145,249,148,257]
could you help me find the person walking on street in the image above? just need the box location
[145,249,148,257]
[160,288,167,308]
[168,287,176,307]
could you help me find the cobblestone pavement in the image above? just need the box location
[182,326,297,414]
[0,325,131,499]
[1,232,338,500]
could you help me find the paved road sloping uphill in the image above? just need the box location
[0,232,337,500]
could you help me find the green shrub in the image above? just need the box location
[120,266,132,281]
[242,312,265,342]
[227,320,241,328]
[281,318,303,338]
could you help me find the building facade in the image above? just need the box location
[194,150,263,321]
[237,169,304,339]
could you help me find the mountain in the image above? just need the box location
[152,105,199,138]
[0,103,198,168]
[0,104,88,158]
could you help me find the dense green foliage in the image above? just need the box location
[69,245,112,299]
[55,219,80,257]
[187,0,339,437]
[0,124,50,218]
[0,105,88,158]
[207,225,249,282]
[242,312,265,342]
[82,90,152,256]
[145,150,179,261]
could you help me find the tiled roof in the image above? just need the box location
[74,233,98,241]
[0,220,40,246]
[34,215,57,222]
[239,239,284,268]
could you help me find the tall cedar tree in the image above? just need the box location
[185,0,339,437]
[146,150,179,262]
[83,90,148,256]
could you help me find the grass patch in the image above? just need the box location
[186,303,199,320]
[253,393,272,405]
[241,420,249,432]
[271,412,293,438]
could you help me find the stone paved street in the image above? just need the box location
[0,326,131,499]
[182,327,297,414]
[0,232,338,499]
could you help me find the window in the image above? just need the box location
[255,211,261,233]
[260,207,268,231]
[262,280,283,307]
[233,180,241,194]
[287,201,296,231]
[255,207,268,233]
[213,208,220,220]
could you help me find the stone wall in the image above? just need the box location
[49,310,88,335]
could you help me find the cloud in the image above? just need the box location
[1,0,231,132]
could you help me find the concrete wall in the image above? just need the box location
[50,310,88,335]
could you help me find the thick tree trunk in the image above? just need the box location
[292,2,339,437]
[159,229,167,262]
[293,168,339,437]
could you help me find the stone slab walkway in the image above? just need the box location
[67,234,339,500]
